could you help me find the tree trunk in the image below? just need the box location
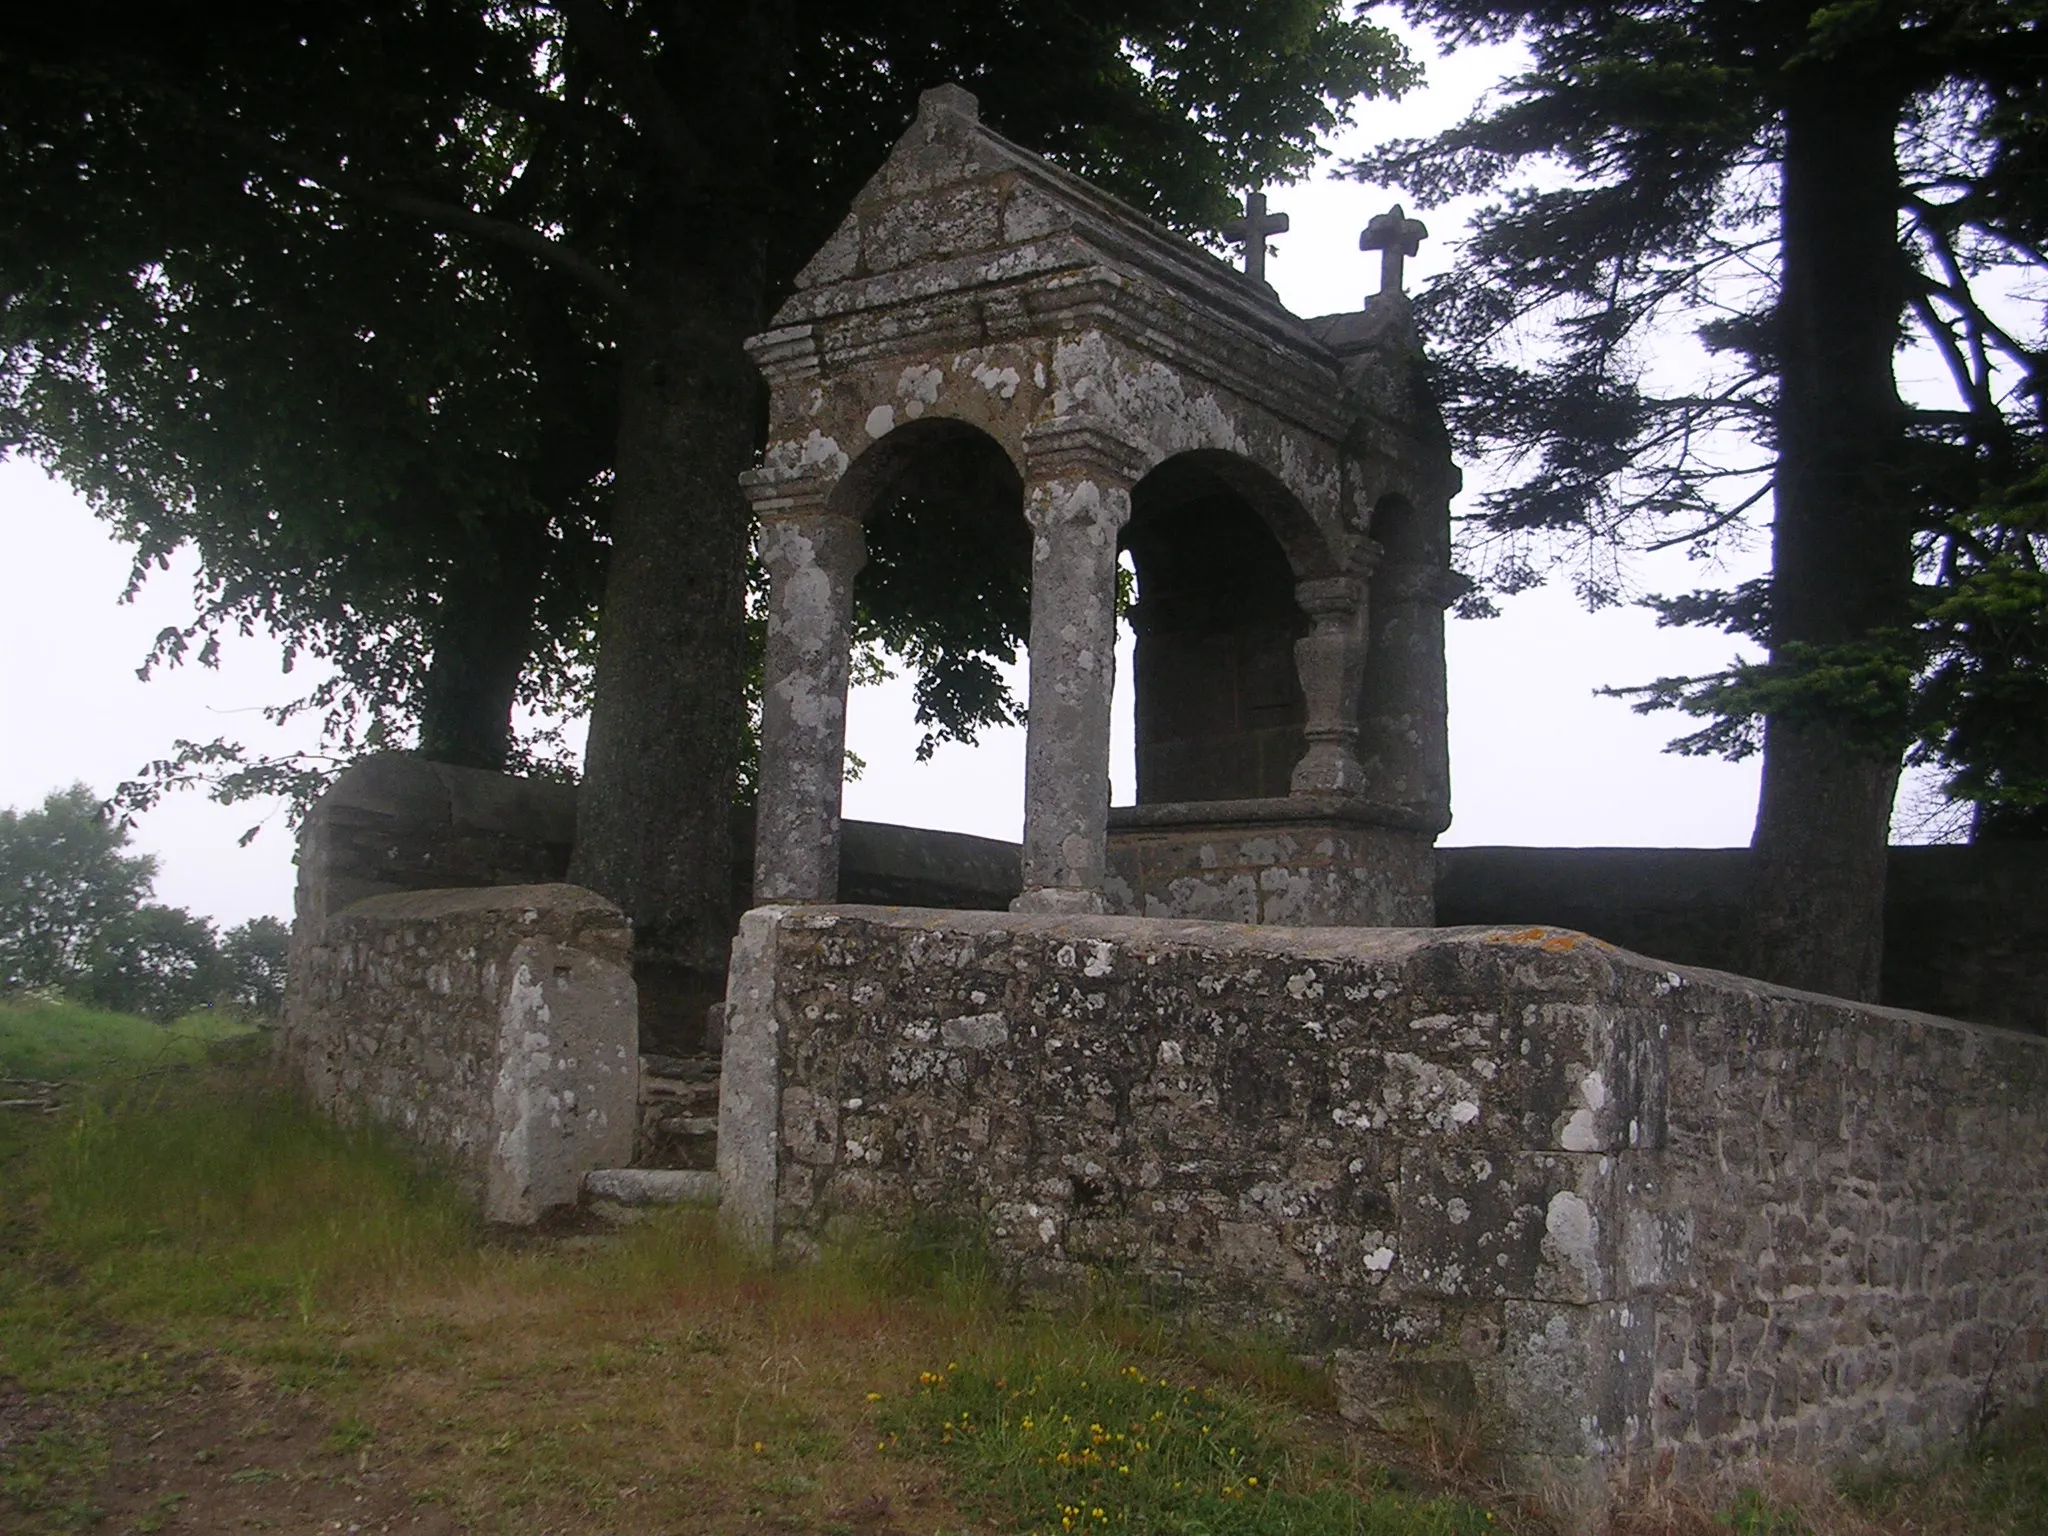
[568,241,760,1054]
[563,0,788,1056]
[416,529,546,771]
[1742,68,1914,1001]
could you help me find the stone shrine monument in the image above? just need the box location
[281,83,2048,1520]
[743,84,1461,928]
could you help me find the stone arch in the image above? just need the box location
[1129,448,1340,582]
[1121,452,1319,804]
[824,416,1024,526]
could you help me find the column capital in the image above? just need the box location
[1292,573,1369,622]
[740,465,840,519]
[1020,418,1151,489]
[1024,475,1132,535]
[1373,563,1471,610]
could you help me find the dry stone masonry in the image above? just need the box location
[285,883,639,1225]
[718,905,2048,1505]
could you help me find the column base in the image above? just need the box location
[1105,797,1438,927]
[1010,886,1109,916]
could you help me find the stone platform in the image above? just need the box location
[1106,796,1436,926]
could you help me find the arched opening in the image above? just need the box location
[1368,493,1429,564]
[1120,453,1313,804]
[833,419,1034,833]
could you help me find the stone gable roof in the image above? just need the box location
[774,84,1335,363]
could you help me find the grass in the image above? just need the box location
[886,1356,1498,1534]
[0,997,2043,1535]
[0,994,256,1080]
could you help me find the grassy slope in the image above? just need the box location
[0,999,2041,1535]
[0,996,255,1079]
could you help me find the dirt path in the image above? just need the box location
[5,1362,456,1535]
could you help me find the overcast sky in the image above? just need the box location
[4,28,1928,931]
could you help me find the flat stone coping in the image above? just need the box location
[1107,796,1440,835]
[583,1169,721,1207]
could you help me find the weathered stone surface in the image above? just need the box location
[284,883,638,1224]
[1436,844,2048,1035]
[1107,799,1436,926]
[637,1052,721,1169]
[721,903,2048,1505]
[293,754,1022,942]
[292,754,581,940]
[742,83,1461,919]
[751,509,867,903]
[584,1167,719,1206]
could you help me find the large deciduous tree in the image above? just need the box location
[3,2,1417,1042]
[2,6,615,786]
[1361,0,2046,1000]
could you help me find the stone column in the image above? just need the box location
[1358,560,1457,832]
[1014,426,1141,914]
[749,488,866,904]
[1288,571,1372,796]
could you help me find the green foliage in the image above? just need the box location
[1360,0,2048,832]
[0,785,156,994]
[1613,494,2048,831]
[1912,493,2048,835]
[217,916,291,1020]
[0,784,286,1020]
[1715,1487,1811,1534]
[1,0,1416,807]
[887,1356,1499,1534]
[77,903,223,1023]
[25,1067,476,1333]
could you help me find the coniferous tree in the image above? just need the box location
[1360,0,2047,999]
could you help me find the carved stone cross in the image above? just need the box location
[1222,191,1289,284]
[1359,204,1428,296]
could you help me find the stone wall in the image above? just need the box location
[284,884,638,1223]
[718,904,2048,1507]
[1436,844,2048,1034]
[291,757,2043,1036]
[293,754,582,938]
[293,753,1021,939]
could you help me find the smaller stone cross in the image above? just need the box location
[1222,190,1289,285]
[1359,204,1428,297]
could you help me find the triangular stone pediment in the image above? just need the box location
[777,84,1314,355]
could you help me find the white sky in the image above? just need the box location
[1,30,1948,930]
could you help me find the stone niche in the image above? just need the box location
[740,83,1461,929]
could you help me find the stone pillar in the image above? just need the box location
[1014,427,1141,914]
[1288,571,1372,797]
[1358,560,1456,832]
[749,489,866,904]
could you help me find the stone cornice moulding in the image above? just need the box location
[1019,419,1153,490]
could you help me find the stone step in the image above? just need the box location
[583,1168,720,1208]
[641,1078,719,1112]
[641,1052,720,1085]
[637,1053,721,1170]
